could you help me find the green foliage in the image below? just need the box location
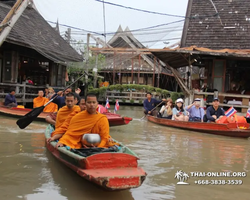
[155,88,163,95]
[147,86,155,92]
[130,99,134,104]
[170,92,181,103]
[139,100,143,105]
[162,90,169,95]
[88,88,99,94]
[87,84,182,100]
[88,53,106,69]
[109,85,116,91]
[99,87,108,95]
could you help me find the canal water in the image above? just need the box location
[0,106,250,200]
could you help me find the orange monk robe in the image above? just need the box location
[51,109,80,137]
[33,96,47,108]
[43,99,58,113]
[55,105,80,130]
[59,110,115,149]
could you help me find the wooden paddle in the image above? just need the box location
[140,101,164,120]
[16,71,88,129]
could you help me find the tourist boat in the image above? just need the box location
[147,115,250,138]
[0,107,132,127]
[45,125,147,190]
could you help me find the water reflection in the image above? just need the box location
[0,107,250,200]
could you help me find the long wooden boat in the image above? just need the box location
[147,115,250,138]
[0,107,132,127]
[45,125,146,190]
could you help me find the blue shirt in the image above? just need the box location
[185,105,205,119]
[52,93,81,110]
[4,93,17,106]
[52,95,66,110]
[143,98,161,112]
[172,107,187,117]
[206,106,225,122]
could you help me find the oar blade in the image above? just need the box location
[16,106,45,129]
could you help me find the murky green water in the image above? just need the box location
[0,106,250,200]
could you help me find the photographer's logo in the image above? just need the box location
[174,170,190,185]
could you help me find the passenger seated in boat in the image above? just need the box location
[45,102,105,126]
[185,98,204,122]
[143,92,166,116]
[172,98,189,121]
[33,90,47,108]
[203,97,225,123]
[158,98,173,119]
[54,93,80,130]
[56,93,116,149]
[43,93,58,113]
[47,98,86,142]
[52,87,81,110]
[4,88,17,108]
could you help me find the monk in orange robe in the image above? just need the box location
[47,98,86,142]
[55,92,80,130]
[56,94,117,149]
[33,90,47,108]
[43,93,58,113]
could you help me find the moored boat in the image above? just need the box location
[45,125,146,190]
[147,115,250,138]
[0,106,132,126]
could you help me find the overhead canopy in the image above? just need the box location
[149,46,250,68]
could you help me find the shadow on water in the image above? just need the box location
[44,151,134,200]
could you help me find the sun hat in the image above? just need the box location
[176,98,184,103]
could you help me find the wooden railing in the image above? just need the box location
[0,82,64,104]
[98,90,147,104]
[193,91,250,112]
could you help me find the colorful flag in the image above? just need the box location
[114,100,120,113]
[225,106,237,117]
[246,108,250,118]
[105,98,110,111]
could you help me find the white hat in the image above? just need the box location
[176,98,184,103]
[194,98,201,101]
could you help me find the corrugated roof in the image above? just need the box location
[150,46,250,68]
[0,3,82,63]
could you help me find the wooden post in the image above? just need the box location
[119,54,121,84]
[113,51,116,84]
[22,82,26,106]
[242,98,249,113]
[93,42,98,88]
[138,54,141,84]
[188,55,193,104]
[131,58,134,84]
[157,59,160,88]
[153,57,156,87]
[84,33,90,95]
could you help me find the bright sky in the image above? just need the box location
[33,0,189,48]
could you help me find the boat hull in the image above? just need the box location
[147,115,250,138]
[45,125,146,190]
[0,107,132,126]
